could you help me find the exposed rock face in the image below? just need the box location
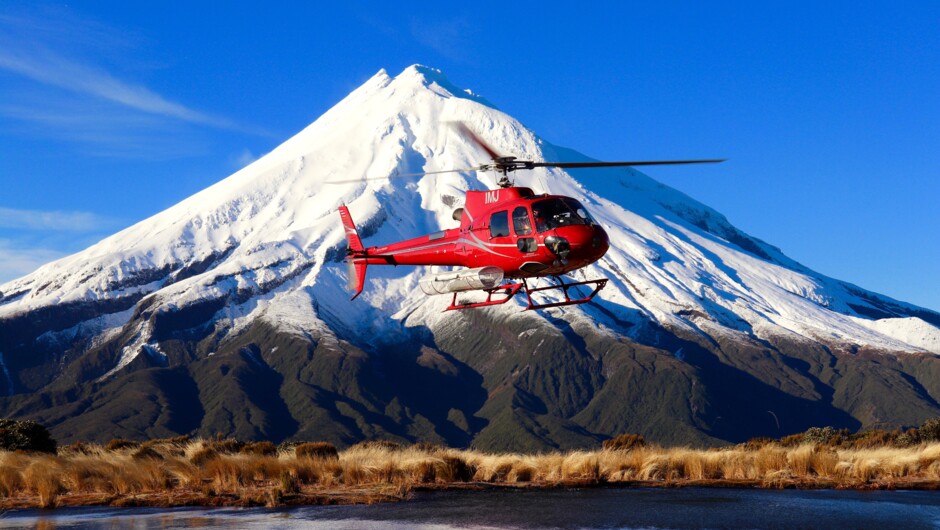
[2,66,939,450]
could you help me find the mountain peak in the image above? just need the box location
[391,64,493,107]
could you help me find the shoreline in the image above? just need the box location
[5,477,940,510]
[5,439,940,509]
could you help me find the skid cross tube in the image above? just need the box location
[521,277,609,310]
[445,276,608,311]
[447,282,524,310]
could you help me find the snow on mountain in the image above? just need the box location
[853,317,940,355]
[1,64,938,382]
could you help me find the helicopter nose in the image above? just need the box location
[588,225,609,259]
[592,225,609,251]
[552,225,608,258]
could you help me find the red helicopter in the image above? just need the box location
[335,124,723,311]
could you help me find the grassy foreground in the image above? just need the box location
[4,438,940,509]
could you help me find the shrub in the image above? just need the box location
[603,433,646,451]
[0,419,57,454]
[896,428,921,447]
[295,442,339,460]
[802,426,849,446]
[919,418,940,442]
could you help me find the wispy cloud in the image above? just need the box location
[0,47,236,128]
[0,95,208,159]
[0,205,121,284]
[231,149,261,169]
[0,6,259,158]
[409,16,475,63]
[0,207,115,232]
[0,240,64,285]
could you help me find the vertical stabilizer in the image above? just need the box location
[338,206,367,300]
[338,205,364,252]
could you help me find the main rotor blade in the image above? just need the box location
[325,166,483,184]
[531,159,726,169]
[451,122,503,161]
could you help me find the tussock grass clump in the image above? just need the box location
[295,442,339,460]
[62,441,101,456]
[23,456,64,508]
[241,441,278,456]
[352,440,402,452]
[189,446,220,466]
[208,438,244,454]
[412,441,445,453]
[603,433,646,452]
[741,437,774,451]
[132,445,163,461]
[105,438,139,452]
[438,455,474,482]
[0,452,26,497]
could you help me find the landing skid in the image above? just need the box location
[446,277,608,311]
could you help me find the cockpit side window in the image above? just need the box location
[563,198,597,225]
[532,199,590,232]
[512,207,532,236]
[489,210,510,238]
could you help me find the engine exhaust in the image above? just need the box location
[419,266,504,295]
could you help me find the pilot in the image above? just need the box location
[533,210,547,233]
[517,214,532,234]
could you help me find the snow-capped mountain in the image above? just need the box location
[1,65,939,449]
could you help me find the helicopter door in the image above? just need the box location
[488,210,514,254]
[489,210,510,239]
[512,206,537,253]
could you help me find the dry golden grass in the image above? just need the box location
[4,439,940,509]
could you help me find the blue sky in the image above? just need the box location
[0,2,938,311]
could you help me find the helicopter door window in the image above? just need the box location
[489,211,510,238]
[512,207,532,236]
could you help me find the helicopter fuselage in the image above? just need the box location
[349,187,609,279]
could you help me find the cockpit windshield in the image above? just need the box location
[531,198,597,232]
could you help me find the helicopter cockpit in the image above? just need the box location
[531,198,597,232]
